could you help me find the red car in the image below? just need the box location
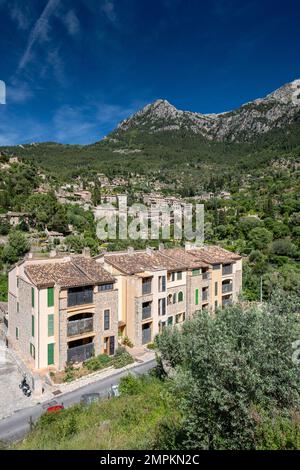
[46,404,64,413]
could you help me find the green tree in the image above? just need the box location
[157,302,300,450]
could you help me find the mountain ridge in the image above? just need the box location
[113,79,300,142]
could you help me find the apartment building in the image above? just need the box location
[97,247,188,346]
[7,252,118,371]
[96,244,242,346]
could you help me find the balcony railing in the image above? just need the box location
[67,318,93,337]
[222,283,233,294]
[67,342,94,363]
[142,306,152,320]
[222,265,233,276]
[67,287,93,307]
[202,290,208,302]
[142,282,152,295]
[202,272,211,281]
[222,298,233,308]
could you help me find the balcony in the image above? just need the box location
[142,280,152,296]
[67,317,93,337]
[67,342,94,363]
[222,283,233,294]
[202,272,211,281]
[67,286,93,308]
[202,290,208,302]
[142,305,152,320]
[222,264,233,276]
[222,298,233,308]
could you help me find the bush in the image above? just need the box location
[84,354,112,371]
[122,336,134,348]
[119,374,143,395]
[146,342,156,350]
[113,351,134,369]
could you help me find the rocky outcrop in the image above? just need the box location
[115,79,300,142]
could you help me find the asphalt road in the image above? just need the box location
[0,358,156,444]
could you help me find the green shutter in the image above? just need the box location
[16,327,19,339]
[48,314,54,336]
[31,315,35,337]
[195,288,199,305]
[31,287,35,308]
[47,343,54,366]
[47,287,54,307]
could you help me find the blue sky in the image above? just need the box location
[0,0,300,145]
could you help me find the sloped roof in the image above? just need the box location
[25,256,115,289]
[104,250,186,275]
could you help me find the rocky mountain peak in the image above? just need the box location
[115,79,300,141]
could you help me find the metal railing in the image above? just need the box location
[202,290,208,302]
[222,299,233,307]
[67,343,94,363]
[222,283,233,294]
[142,282,152,295]
[142,306,152,320]
[202,272,211,281]
[222,265,233,276]
[67,318,93,337]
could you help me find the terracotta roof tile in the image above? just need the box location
[25,257,115,289]
[104,250,185,275]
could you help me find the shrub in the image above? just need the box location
[119,374,143,395]
[84,354,112,371]
[113,351,134,369]
[122,336,134,348]
[146,342,156,350]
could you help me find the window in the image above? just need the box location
[16,327,19,340]
[17,302,19,313]
[192,269,200,276]
[159,276,166,292]
[175,313,181,324]
[215,300,218,309]
[104,309,110,330]
[17,278,19,288]
[104,336,115,356]
[171,272,175,282]
[177,271,183,281]
[48,314,54,337]
[213,264,221,270]
[182,312,186,322]
[30,343,35,359]
[68,286,93,307]
[31,315,35,337]
[167,316,173,326]
[48,343,54,366]
[31,287,35,308]
[159,298,166,316]
[47,287,54,307]
[173,293,177,304]
[98,283,114,292]
[142,278,152,295]
[215,282,218,296]
[178,291,184,302]
[195,288,199,305]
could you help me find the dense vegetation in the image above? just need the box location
[14,294,300,450]
[0,120,299,302]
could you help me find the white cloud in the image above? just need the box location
[7,81,33,103]
[18,0,60,70]
[63,9,80,36]
[101,1,117,23]
[10,3,31,30]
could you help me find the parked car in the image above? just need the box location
[80,393,101,406]
[46,404,65,413]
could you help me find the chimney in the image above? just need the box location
[82,247,91,258]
